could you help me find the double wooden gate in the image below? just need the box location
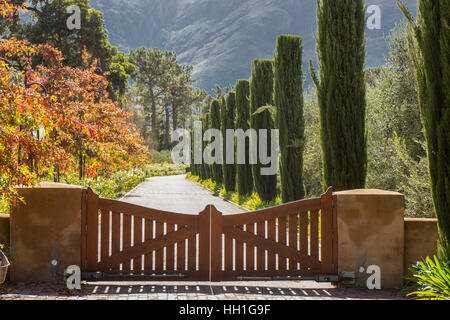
[81,187,338,282]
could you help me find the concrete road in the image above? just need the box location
[119,175,246,214]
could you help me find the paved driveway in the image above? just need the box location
[119,175,246,214]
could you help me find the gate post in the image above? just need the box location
[198,206,210,281]
[320,187,334,274]
[198,205,223,282]
[335,189,404,289]
[82,188,99,272]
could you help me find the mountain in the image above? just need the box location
[90,0,417,92]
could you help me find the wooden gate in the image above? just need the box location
[81,187,337,282]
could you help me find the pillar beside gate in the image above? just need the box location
[335,189,405,289]
[10,183,84,283]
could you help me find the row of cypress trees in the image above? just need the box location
[192,0,368,205]
[191,37,307,203]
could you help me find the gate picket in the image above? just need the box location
[267,220,276,270]
[278,216,287,271]
[133,217,143,272]
[144,219,153,272]
[123,213,132,272]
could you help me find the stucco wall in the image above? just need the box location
[336,189,405,289]
[404,218,438,274]
[10,183,84,283]
[0,215,9,247]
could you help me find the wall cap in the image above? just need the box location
[405,218,438,223]
[14,182,85,190]
[334,189,403,196]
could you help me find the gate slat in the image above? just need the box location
[235,229,244,272]
[177,236,186,272]
[267,220,276,271]
[155,222,164,272]
[100,210,109,263]
[300,211,308,271]
[246,223,255,271]
[188,235,196,272]
[320,188,333,273]
[310,210,319,261]
[134,216,143,272]
[278,217,287,271]
[111,211,121,271]
[257,221,265,271]
[289,214,298,271]
[144,219,153,272]
[166,224,175,271]
[225,235,233,272]
[122,214,132,272]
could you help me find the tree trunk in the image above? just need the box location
[172,105,178,132]
[164,105,170,150]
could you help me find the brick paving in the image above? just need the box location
[0,281,406,300]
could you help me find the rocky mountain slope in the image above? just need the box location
[91,0,417,91]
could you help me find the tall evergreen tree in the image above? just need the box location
[222,91,237,192]
[200,112,210,181]
[250,59,277,201]
[235,80,254,196]
[210,99,223,184]
[397,0,450,259]
[274,35,305,203]
[310,0,367,192]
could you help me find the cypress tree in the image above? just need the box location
[397,0,450,259]
[222,91,237,192]
[200,112,210,181]
[310,0,367,192]
[210,99,223,184]
[235,80,253,196]
[190,126,195,175]
[250,59,277,202]
[274,35,305,203]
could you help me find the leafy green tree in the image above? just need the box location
[274,35,305,202]
[129,47,180,148]
[303,90,323,198]
[397,0,450,260]
[250,59,277,202]
[310,0,367,192]
[235,79,253,196]
[15,0,134,101]
[200,112,211,181]
[210,99,223,184]
[222,91,237,192]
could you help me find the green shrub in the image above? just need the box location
[61,163,187,199]
[150,150,173,164]
[404,256,450,300]
[187,174,281,211]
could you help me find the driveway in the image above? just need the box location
[119,174,246,214]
